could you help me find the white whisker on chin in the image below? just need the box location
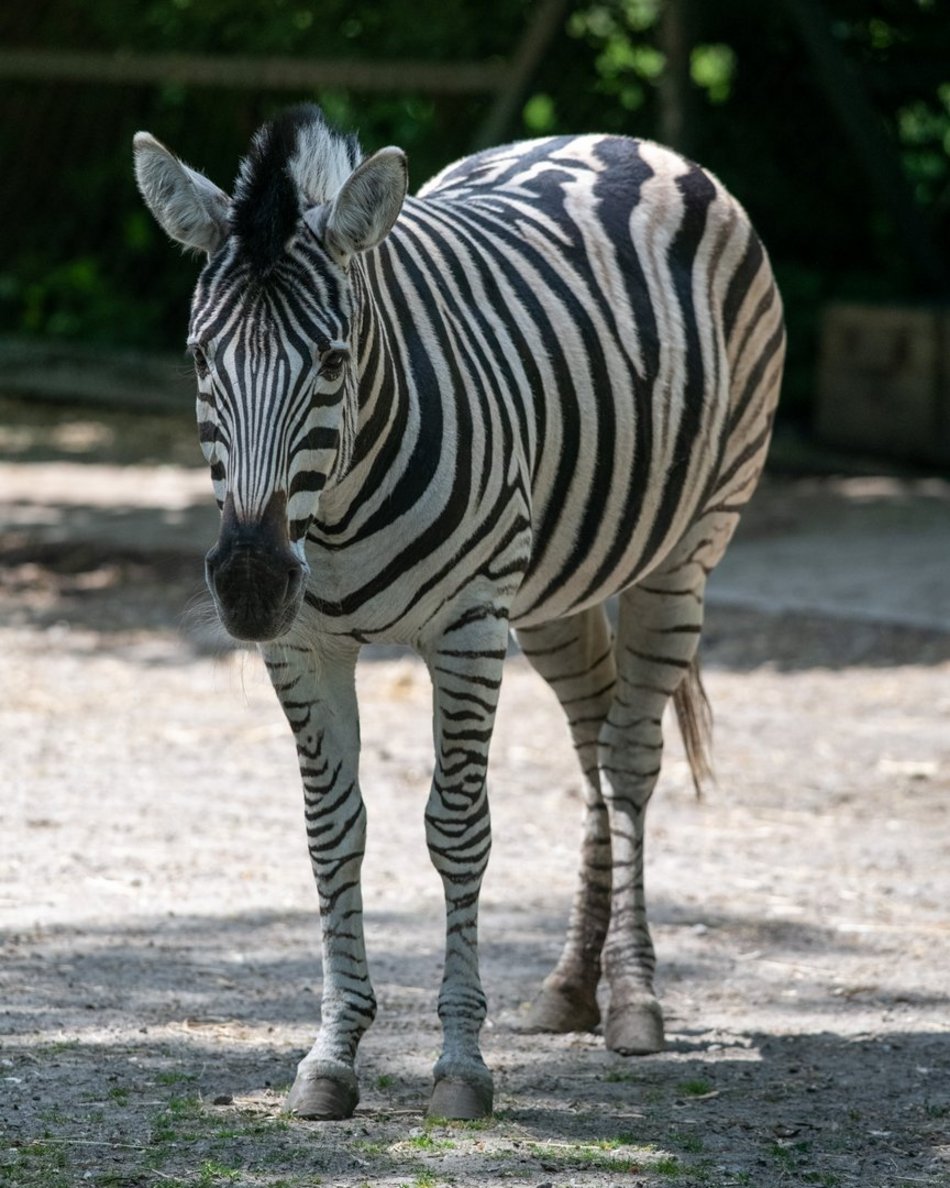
[178,584,237,656]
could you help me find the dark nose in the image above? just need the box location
[205,492,305,641]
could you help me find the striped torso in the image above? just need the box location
[297,134,782,642]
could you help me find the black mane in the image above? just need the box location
[230,104,360,278]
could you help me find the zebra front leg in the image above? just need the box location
[599,570,706,1056]
[515,607,616,1033]
[423,616,508,1120]
[263,642,373,1120]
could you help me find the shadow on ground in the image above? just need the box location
[2,526,949,672]
[2,904,947,1185]
[3,901,947,1043]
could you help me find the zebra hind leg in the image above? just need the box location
[514,606,616,1033]
[598,566,707,1055]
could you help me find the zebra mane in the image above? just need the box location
[231,104,362,277]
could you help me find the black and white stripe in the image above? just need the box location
[134,104,784,1121]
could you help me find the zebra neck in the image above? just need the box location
[313,251,418,534]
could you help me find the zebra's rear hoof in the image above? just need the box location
[284,1073,358,1120]
[519,978,601,1034]
[427,1076,493,1120]
[604,995,665,1055]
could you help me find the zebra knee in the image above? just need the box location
[598,714,664,813]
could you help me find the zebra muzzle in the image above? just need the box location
[205,492,306,642]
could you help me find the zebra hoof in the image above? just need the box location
[604,996,665,1055]
[427,1076,493,1120]
[519,980,601,1034]
[284,1073,359,1120]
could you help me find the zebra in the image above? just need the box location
[133,102,784,1121]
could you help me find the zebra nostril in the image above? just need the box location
[204,527,305,641]
[204,546,222,592]
[286,563,304,601]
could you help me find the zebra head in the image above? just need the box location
[133,106,407,641]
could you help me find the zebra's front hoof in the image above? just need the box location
[604,994,665,1055]
[284,1067,359,1120]
[428,1076,493,1120]
[519,977,601,1034]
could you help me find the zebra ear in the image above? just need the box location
[133,132,230,257]
[324,147,408,264]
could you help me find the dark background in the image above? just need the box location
[2,0,949,429]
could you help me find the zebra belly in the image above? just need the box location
[509,486,702,628]
[297,393,723,644]
[509,376,729,628]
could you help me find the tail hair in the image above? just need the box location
[672,655,713,796]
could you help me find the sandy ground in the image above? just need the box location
[0,400,948,1187]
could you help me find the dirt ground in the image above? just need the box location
[1,399,948,1187]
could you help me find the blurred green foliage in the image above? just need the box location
[2,0,949,423]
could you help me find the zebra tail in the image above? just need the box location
[673,656,713,797]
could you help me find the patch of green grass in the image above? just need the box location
[673,1131,704,1153]
[149,1120,176,1146]
[196,1160,242,1186]
[524,1140,714,1183]
[146,1094,206,1156]
[207,1126,243,1141]
[528,1141,644,1173]
[38,1106,68,1125]
[155,1069,198,1086]
[649,1153,717,1182]
[1,1140,70,1188]
[768,1141,796,1166]
[676,1077,713,1097]
[405,1134,455,1152]
[22,1140,69,1169]
[353,1139,387,1156]
[604,1065,638,1083]
[242,1111,292,1135]
[399,1174,440,1188]
[767,1138,813,1171]
[165,1094,204,1119]
[424,1114,492,1131]
[376,1073,394,1089]
[107,1086,130,1105]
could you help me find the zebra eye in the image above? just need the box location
[190,344,210,381]
[319,348,349,377]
